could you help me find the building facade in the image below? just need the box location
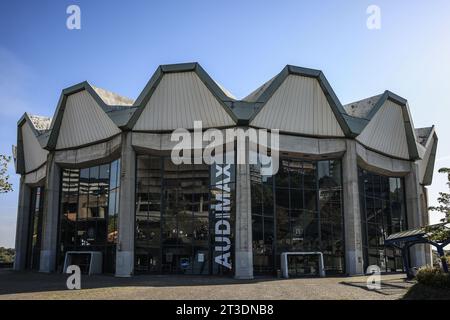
[13,63,438,278]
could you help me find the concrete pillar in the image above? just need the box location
[13,177,31,271]
[420,187,433,266]
[115,132,135,277]
[234,155,254,279]
[342,140,364,275]
[39,155,61,272]
[405,162,427,268]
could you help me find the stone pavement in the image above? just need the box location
[0,269,414,300]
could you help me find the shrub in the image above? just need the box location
[0,247,15,264]
[416,266,450,289]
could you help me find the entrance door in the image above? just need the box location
[287,254,320,277]
[135,155,212,275]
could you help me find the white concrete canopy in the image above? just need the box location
[55,90,121,149]
[133,71,236,131]
[357,100,410,160]
[250,75,345,137]
[21,120,48,173]
[416,127,437,185]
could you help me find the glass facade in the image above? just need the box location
[251,158,344,275]
[58,159,120,273]
[27,186,44,270]
[358,168,407,272]
[135,155,235,275]
[52,154,408,276]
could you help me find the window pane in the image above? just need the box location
[275,160,289,187]
[303,162,316,189]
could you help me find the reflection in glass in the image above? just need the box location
[359,168,407,272]
[135,155,233,275]
[59,160,120,274]
[251,158,344,275]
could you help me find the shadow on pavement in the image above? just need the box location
[339,278,414,296]
[0,269,282,296]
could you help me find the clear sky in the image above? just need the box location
[0,0,449,248]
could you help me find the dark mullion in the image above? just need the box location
[148,162,152,272]
[191,165,194,275]
[159,156,164,274]
[287,162,292,256]
[272,170,277,273]
[316,161,322,250]
[75,169,81,251]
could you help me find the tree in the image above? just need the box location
[0,247,15,263]
[0,155,12,193]
[426,168,450,242]
[424,168,450,273]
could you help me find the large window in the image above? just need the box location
[251,158,344,275]
[135,155,235,275]
[27,186,44,270]
[358,168,407,272]
[58,159,120,273]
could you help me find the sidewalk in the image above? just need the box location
[0,269,413,300]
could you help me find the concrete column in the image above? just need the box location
[234,154,253,279]
[39,155,61,272]
[342,140,364,275]
[405,162,427,268]
[420,187,433,266]
[115,132,135,277]
[13,177,31,271]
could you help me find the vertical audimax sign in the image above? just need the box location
[211,162,235,274]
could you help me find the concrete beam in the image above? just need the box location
[54,135,121,167]
[278,134,346,155]
[356,143,411,175]
[24,165,47,185]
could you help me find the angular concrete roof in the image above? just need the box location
[415,127,434,146]
[126,62,239,130]
[242,75,277,103]
[344,90,420,160]
[15,113,50,174]
[343,94,382,119]
[28,114,52,134]
[91,85,134,107]
[15,62,437,164]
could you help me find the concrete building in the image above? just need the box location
[13,63,438,278]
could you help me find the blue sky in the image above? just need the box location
[0,0,449,248]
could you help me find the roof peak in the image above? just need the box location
[91,85,134,107]
[26,113,52,133]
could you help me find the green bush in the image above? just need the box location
[416,266,450,289]
[0,247,15,264]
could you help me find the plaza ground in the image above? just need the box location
[0,269,415,300]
